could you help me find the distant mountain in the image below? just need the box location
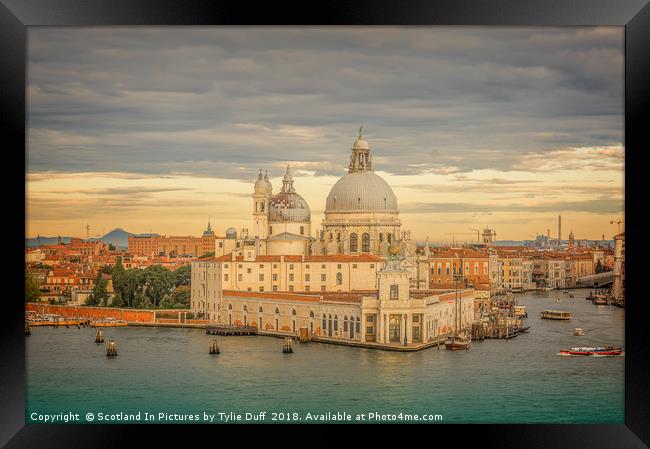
[94,228,132,249]
[26,228,159,249]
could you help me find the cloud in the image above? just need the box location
[27,27,623,179]
[401,197,623,215]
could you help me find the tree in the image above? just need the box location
[111,293,125,308]
[173,265,191,287]
[25,271,41,303]
[91,272,109,306]
[142,265,174,308]
[113,268,143,308]
[160,285,191,309]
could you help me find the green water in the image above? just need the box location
[26,289,624,424]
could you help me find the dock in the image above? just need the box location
[205,324,258,336]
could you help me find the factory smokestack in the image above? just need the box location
[558,215,562,247]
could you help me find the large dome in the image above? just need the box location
[325,171,398,212]
[269,191,310,222]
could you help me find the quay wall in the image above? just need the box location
[27,304,155,323]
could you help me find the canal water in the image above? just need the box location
[26,288,624,424]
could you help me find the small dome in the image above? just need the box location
[353,137,369,150]
[226,227,237,239]
[268,165,310,222]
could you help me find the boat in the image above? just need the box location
[27,314,77,326]
[573,327,584,336]
[568,293,575,298]
[513,305,528,319]
[540,310,572,320]
[559,346,622,356]
[593,297,608,305]
[563,291,569,294]
[445,333,471,350]
[91,317,128,327]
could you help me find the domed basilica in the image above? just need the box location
[246,128,412,258]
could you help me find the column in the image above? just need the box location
[404,314,410,345]
[376,312,381,343]
[384,314,388,343]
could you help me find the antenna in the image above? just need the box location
[469,228,480,244]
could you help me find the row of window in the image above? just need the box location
[225,272,345,285]
[224,263,374,270]
[431,264,488,276]
[243,285,329,292]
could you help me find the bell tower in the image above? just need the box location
[252,169,270,239]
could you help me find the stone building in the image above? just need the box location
[190,244,474,348]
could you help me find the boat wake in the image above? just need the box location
[557,352,624,357]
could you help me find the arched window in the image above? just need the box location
[292,309,297,316]
[228,304,232,310]
[259,306,263,313]
[362,233,370,252]
[356,317,361,334]
[379,233,384,243]
[344,316,348,332]
[336,272,343,285]
[309,311,314,318]
[260,202,264,212]
[243,305,248,312]
[387,233,392,243]
[275,307,280,314]
[350,233,358,252]
[322,314,327,330]
[334,315,338,331]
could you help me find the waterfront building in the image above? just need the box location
[546,255,567,289]
[500,255,523,291]
[521,259,535,291]
[489,251,503,294]
[190,246,474,347]
[428,247,490,289]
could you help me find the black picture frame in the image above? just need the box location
[3,0,648,447]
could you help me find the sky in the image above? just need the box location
[26,27,624,243]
